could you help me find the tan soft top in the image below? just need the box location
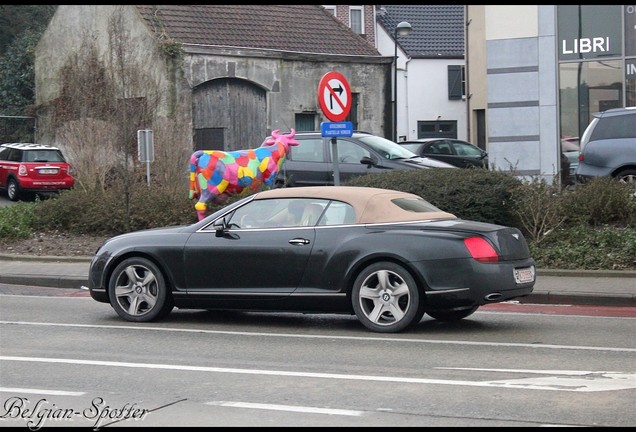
[253,186,456,224]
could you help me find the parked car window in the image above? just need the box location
[590,115,634,141]
[290,138,323,162]
[453,142,482,156]
[333,140,370,164]
[428,142,452,155]
[356,135,416,160]
[24,150,65,162]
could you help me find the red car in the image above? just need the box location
[0,143,75,201]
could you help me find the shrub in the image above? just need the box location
[33,182,197,235]
[559,178,636,227]
[0,200,38,240]
[510,177,568,243]
[344,168,524,227]
[530,225,636,270]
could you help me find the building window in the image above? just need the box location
[448,65,465,100]
[349,6,363,34]
[323,5,336,16]
[345,93,359,131]
[295,113,316,132]
[559,60,623,140]
[417,120,457,139]
[626,58,636,108]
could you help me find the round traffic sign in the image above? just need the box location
[317,71,352,122]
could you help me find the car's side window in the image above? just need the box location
[290,138,324,162]
[333,140,369,164]
[321,200,356,225]
[7,149,22,162]
[226,198,329,229]
[433,141,453,155]
[454,142,481,156]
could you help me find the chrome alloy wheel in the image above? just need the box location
[352,262,423,333]
[108,257,173,322]
[114,263,158,317]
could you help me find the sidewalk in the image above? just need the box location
[0,254,635,307]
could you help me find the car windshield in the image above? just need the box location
[398,143,421,153]
[357,135,417,160]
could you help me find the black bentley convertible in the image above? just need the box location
[87,186,535,333]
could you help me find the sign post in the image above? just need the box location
[318,72,352,186]
[137,129,154,187]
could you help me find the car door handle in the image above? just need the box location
[289,238,311,245]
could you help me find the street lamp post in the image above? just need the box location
[393,21,412,142]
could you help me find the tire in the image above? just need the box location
[425,305,478,322]
[7,178,20,201]
[615,169,636,194]
[351,261,424,333]
[108,257,174,322]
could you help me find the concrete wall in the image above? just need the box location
[405,58,467,141]
[34,5,390,150]
[34,5,178,145]
[183,48,389,137]
[483,5,559,182]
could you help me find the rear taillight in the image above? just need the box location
[578,153,583,162]
[18,164,27,176]
[464,237,499,263]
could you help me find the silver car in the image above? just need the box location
[575,107,636,188]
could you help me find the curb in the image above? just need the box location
[0,254,92,262]
[0,275,88,289]
[520,291,636,307]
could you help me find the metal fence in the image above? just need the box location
[0,115,37,143]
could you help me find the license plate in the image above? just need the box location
[39,168,58,174]
[514,266,535,284]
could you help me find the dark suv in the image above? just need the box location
[575,107,636,188]
[265,131,455,187]
[0,143,75,201]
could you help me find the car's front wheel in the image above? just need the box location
[352,261,424,333]
[108,257,174,322]
[6,178,20,201]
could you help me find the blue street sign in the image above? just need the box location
[321,121,353,138]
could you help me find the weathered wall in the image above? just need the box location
[34,5,391,151]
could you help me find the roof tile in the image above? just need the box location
[136,5,380,56]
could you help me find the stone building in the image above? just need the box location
[34,5,390,152]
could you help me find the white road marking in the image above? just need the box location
[206,401,363,416]
[1,356,633,393]
[2,320,635,352]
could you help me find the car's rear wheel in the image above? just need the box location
[6,178,20,201]
[108,257,174,322]
[615,169,636,194]
[352,261,424,333]
[425,306,478,322]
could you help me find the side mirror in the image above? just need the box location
[360,156,377,167]
[212,218,227,237]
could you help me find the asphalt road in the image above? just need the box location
[1,289,634,427]
[0,194,12,207]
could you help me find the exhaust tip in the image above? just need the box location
[484,292,503,301]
